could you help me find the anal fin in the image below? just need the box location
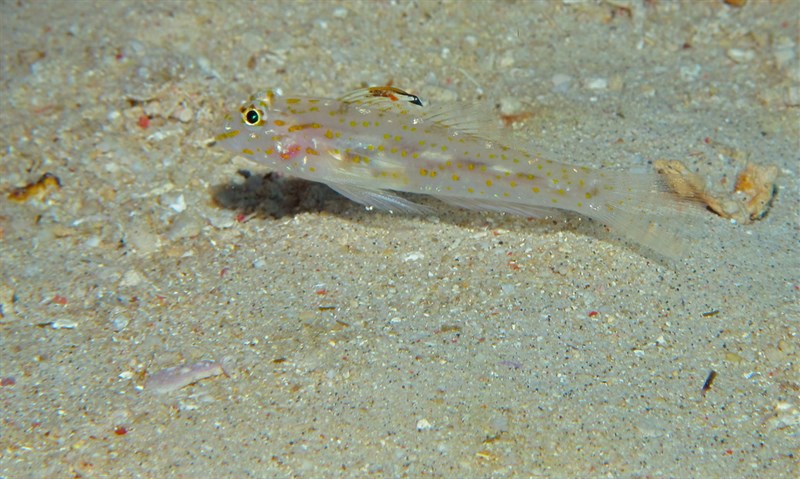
[434,195,558,219]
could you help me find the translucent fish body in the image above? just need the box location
[216,86,692,257]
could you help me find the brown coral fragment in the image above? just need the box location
[654,159,724,213]
[734,162,778,221]
[723,0,747,7]
[7,173,62,203]
[654,160,777,223]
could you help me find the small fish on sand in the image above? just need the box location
[216,85,698,257]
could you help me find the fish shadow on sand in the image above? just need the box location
[212,170,344,219]
[211,169,635,254]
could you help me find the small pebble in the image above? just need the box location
[252,258,268,269]
[499,97,523,116]
[167,212,203,241]
[402,251,424,262]
[584,77,608,90]
[727,48,755,63]
[51,318,78,329]
[171,105,193,123]
[416,418,433,431]
[120,269,145,287]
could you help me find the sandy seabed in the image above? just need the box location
[1,1,798,478]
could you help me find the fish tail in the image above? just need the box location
[585,170,701,258]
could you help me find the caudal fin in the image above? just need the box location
[585,170,703,258]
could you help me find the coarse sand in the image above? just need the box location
[1,1,798,478]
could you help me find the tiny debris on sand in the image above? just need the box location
[145,359,227,394]
[655,160,778,223]
[6,173,61,203]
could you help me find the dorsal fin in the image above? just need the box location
[338,86,425,111]
[339,85,521,146]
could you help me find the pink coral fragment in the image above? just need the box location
[146,360,225,394]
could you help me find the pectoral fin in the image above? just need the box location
[327,183,432,215]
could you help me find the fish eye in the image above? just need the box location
[243,108,261,126]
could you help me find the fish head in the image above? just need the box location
[215,90,286,166]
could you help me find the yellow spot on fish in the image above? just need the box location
[362,121,370,127]
[452,174,460,181]
[510,181,517,188]
[242,148,254,155]
[430,171,437,178]
[532,187,540,193]
[286,98,300,104]
[306,147,318,155]
[420,168,428,176]
[274,119,285,126]
[486,180,493,187]
[215,130,240,141]
[325,129,334,139]
[288,123,321,132]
